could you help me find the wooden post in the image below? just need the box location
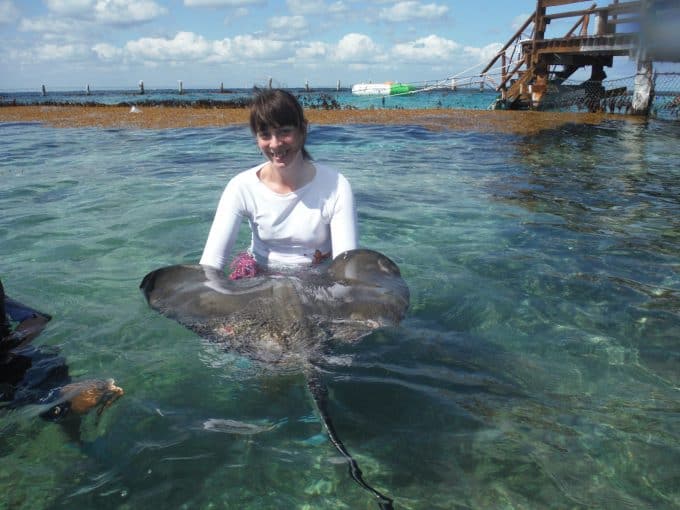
[268,77,272,89]
[139,80,145,95]
[530,73,548,108]
[41,84,46,96]
[337,80,340,91]
[532,1,547,66]
[178,80,183,95]
[633,0,653,115]
[632,60,654,115]
[86,84,91,95]
[596,10,608,35]
[220,82,224,93]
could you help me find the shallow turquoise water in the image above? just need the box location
[1,118,679,509]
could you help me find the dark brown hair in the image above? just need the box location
[249,89,311,160]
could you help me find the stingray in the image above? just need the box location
[140,249,410,509]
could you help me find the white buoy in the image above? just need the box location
[130,105,141,113]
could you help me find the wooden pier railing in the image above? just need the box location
[480,0,677,113]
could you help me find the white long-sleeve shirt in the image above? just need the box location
[200,162,358,271]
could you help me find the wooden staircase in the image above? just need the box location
[481,1,642,110]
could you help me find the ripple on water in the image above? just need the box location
[0,120,678,509]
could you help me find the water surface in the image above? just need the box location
[1,118,678,509]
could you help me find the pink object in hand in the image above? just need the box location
[228,252,259,280]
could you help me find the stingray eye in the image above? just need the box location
[41,404,65,421]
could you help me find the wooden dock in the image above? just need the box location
[481,0,680,114]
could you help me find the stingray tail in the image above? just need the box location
[307,371,394,510]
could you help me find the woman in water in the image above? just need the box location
[200,89,358,276]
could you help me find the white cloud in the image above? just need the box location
[391,34,459,63]
[184,0,264,6]
[17,42,91,62]
[46,0,93,16]
[333,33,383,63]
[92,42,123,60]
[208,34,288,62]
[328,1,348,16]
[230,34,286,60]
[94,0,167,24]
[209,38,233,61]
[379,1,448,23]
[94,31,288,65]
[267,15,308,40]
[0,0,20,24]
[42,43,87,60]
[296,41,328,60]
[19,17,80,34]
[45,0,166,24]
[463,42,503,63]
[125,31,211,61]
[287,0,326,16]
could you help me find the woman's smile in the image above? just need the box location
[257,125,305,167]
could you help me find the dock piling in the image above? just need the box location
[632,60,654,115]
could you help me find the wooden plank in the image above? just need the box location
[542,0,639,7]
[497,58,527,91]
[541,0,588,7]
[546,8,598,20]
[544,1,640,20]
[565,3,597,36]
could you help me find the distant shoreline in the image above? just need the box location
[0,105,635,134]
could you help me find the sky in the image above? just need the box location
[0,0,648,91]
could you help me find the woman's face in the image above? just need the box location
[256,124,306,169]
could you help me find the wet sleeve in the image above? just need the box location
[199,181,245,271]
[330,174,358,258]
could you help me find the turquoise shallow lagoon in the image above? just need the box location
[1,117,678,509]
